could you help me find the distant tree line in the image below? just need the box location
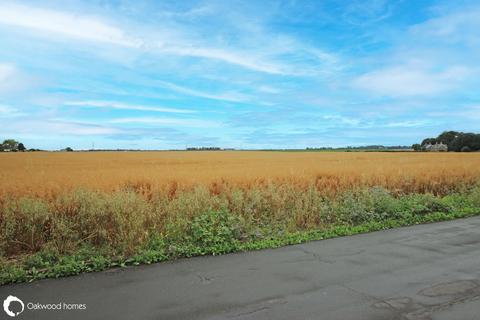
[0,139,26,152]
[412,131,480,152]
[0,139,75,152]
[186,147,223,151]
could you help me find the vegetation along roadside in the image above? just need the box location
[1,183,479,285]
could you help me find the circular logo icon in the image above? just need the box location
[3,295,24,317]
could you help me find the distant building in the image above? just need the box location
[424,142,448,152]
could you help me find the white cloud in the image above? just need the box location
[0,63,16,81]
[352,64,471,96]
[348,6,480,99]
[0,63,31,94]
[65,100,195,114]
[0,104,15,114]
[109,116,220,128]
[0,3,141,47]
[0,4,282,74]
[410,7,480,43]
[0,104,27,117]
[158,81,251,102]
[159,46,287,75]
[257,85,281,94]
[322,115,361,126]
[428,105,480,120]
[342,0,395,26]
[0,3,338,76]
[159,5,215,19]
[383,120,430,128]
[0,63,19,92]
[0,118,119,136]
[48,120,119,135]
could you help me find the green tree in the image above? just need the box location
[436,131,460,150]
[1,139,19,151]
[453,133,480,152]
[421,138,436,146]
[18,143,26,152]
[417,131,480,152]
[412,144,421,151]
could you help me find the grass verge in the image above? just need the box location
[1,185,479,285]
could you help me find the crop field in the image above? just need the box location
[1,151,480,196]
[1,151,480,284]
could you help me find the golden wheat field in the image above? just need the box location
[1,151,480,197]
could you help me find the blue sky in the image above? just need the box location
[0,0,479,150]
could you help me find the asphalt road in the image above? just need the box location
[2,217,480,320]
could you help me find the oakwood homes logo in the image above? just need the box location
[3,296,24,317]
[3,295,87,317]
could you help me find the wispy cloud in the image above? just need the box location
[352,64,472,97]
[0,3,338,76]
[65,100,195,114]
[428,105,480,120]
[0,3,280,74]
[382,120,431,128]
[342,0,396,26]
[108,117,220,128]
[0,3,141,47]
[0,118,120,136]
[410,6,480,44]
[47,119,120,135]
[0,63,31,94]
[350,4,480,99]
[322,115,361,126]
[0,104,28,118]
[158,46,287,75]
[256,85,281,94]
[157,81,251,103]
[0,104,15,114]
[0,63,16,81]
